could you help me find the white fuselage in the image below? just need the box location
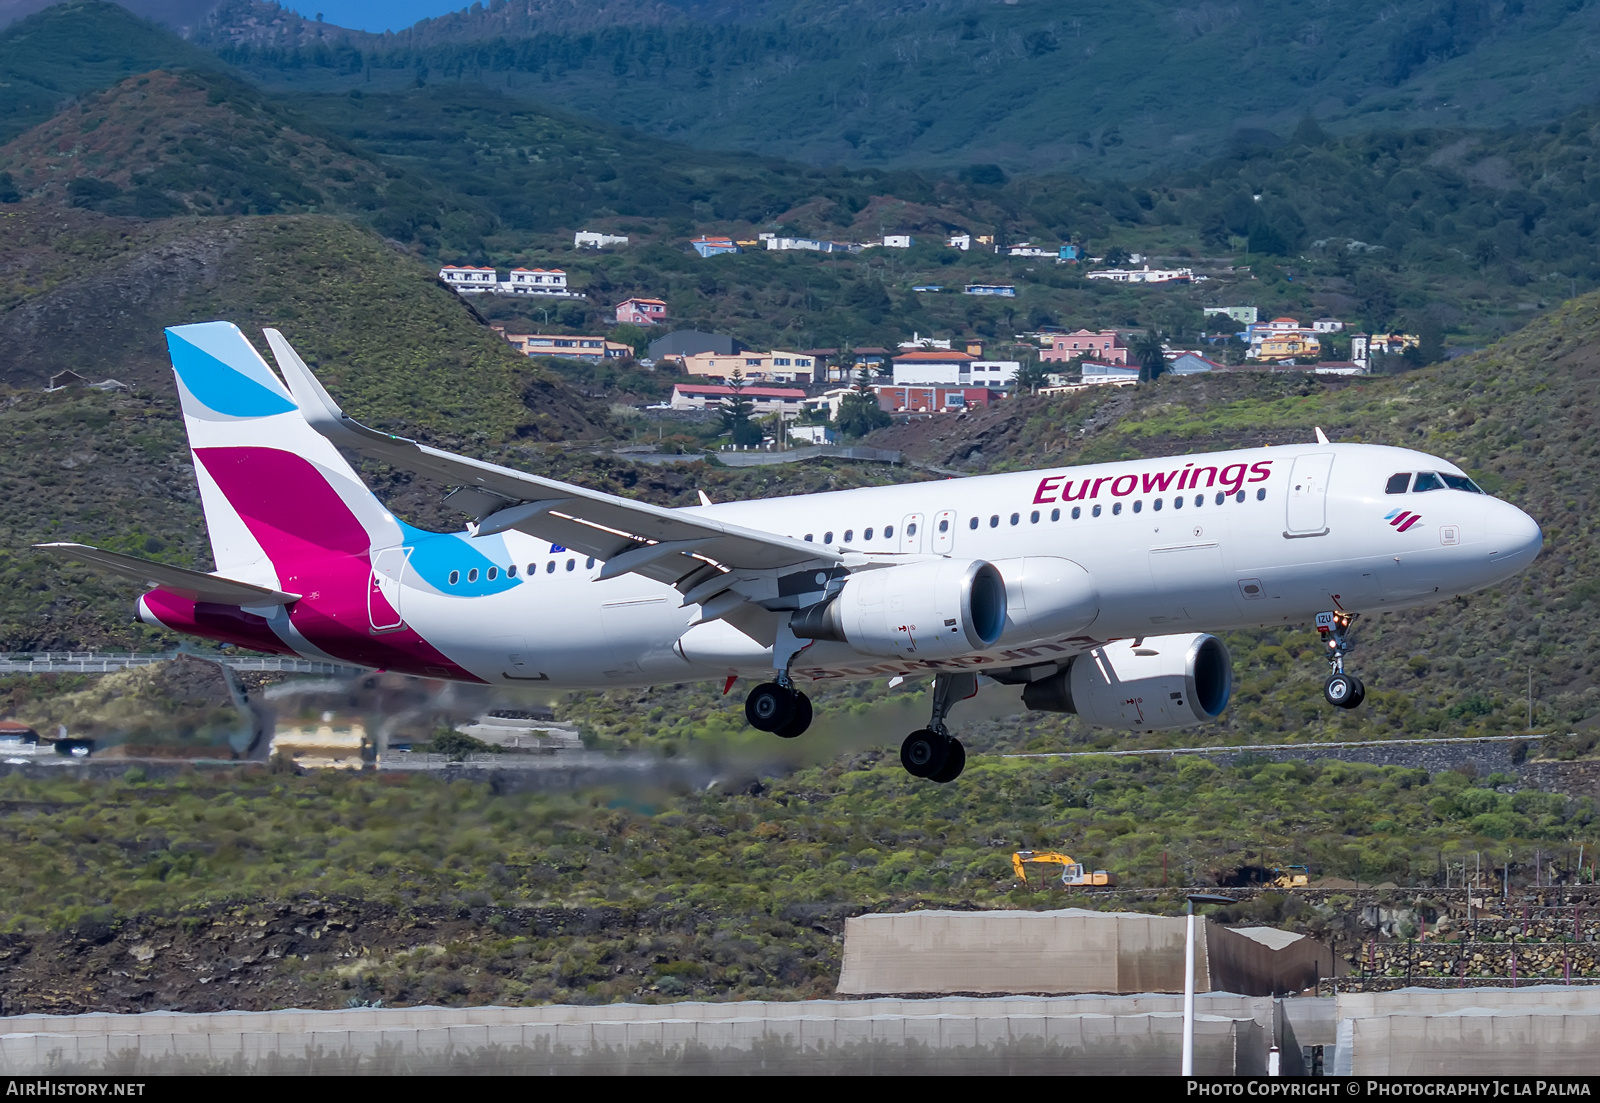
[380,442,1542,688]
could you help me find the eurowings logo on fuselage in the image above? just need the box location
[1385,508,1423,532]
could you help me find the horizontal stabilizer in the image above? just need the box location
[35,543,301,606]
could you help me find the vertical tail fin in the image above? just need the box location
[166,322,401,589]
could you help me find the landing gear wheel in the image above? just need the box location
[929,738,966,784]
[773,692,812,739]
[1345,676,1366,709]
[745,682,797,732]
[1324,673,1357,708]
[900,729,951,779]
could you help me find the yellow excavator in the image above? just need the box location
[1012,850,1117,888]
[1267,865,1311,889]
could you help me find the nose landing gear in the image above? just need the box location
[900,672,976,783]
[1316,610,1366,709]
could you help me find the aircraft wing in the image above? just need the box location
[35,543,301,605]
[266,330,842,593]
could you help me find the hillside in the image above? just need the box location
[0,0,232,142]
[0,69,393,217]
[204,0,1600,177]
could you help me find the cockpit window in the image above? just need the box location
[1385,473,1411,494]
[1441,473,1485,494]
[1412,472,1444,492]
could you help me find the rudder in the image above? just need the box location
[165,322,400,588]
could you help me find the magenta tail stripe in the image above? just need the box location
[192,445,484,682]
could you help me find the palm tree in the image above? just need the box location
[1132,331,1167,383]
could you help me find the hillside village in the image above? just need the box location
[436,248,1411,439]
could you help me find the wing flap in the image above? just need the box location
[36,543,301,606]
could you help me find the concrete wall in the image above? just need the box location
[0,999,1268,1075]
[1339,1010,1600,1076]
[836,909,1328,997]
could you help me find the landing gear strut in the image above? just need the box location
[1316,610,1366,710]
[900,672,975,783]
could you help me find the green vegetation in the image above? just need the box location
[0,1,231,143]
[0,755,1589,1006]
[207,0,1600,179]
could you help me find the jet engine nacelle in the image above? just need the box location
[1021,633,1232,731]
[792,558,1007,660]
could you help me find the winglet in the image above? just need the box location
[1315,427,1330,445]
[697,490,713,507]
[264,328,416,450]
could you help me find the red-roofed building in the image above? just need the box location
[873,385,1006,413]
[670,384,808,414]
[615,297,667,325]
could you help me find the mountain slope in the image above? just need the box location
[0,0,232,142]
[205,0,1600,176]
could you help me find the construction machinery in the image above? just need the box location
[1268,865,1311,888]
[1012,850,1117,888]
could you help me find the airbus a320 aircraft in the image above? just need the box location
[41,322,1544,782]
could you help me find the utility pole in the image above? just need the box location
[1528,666,1534,730]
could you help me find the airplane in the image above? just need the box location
[38,321,1544,783]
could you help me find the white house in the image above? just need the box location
[1085,266,1194,284]
[574,230,629,249]
[505,267,569,293]
[947,233,971,251]
[881,234,914,248]
[969,360,1020,385]
[898,332,952,350]
[1007,243,1055,258]
[1313,318,1345,333]
[438,265,499,291]
[788,425,836,445]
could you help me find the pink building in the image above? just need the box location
[1040,329,1130,364]
[615,297,667,325]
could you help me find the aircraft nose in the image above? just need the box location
[1487,503,1543,571]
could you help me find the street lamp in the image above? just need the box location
[1182,893,1233,1076]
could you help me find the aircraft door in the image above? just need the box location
[1285,453,1335,536]
[899,513,926,554]
[368,546,409,633]
[933,509,957,554]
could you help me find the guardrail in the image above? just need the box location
[0,652,369,677]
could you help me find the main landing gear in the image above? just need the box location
[1316,610,1366,710]
[745,681,813,739]
[900,672,976,784]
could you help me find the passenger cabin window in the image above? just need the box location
[1010,513,1020,525]
[1133,500,1142,513]
[938,519,948,532]
[546,561,555,573]
[989,515,1000,528]
[969,517,979,530]
[1071,506,1081,519]
[1030,510,1040,523]
[586,557,596,568]
[1441,474,1485,493]
[864,528,874,541]
[566,559,575,571]
[467,568,479,583]
[907,522,917,536]
[507,565,517,578]
[1174,496,1184,509]
[1092,504,1102,517]
[824,531,834,543]
[885,525,895,539]
[843,530,854,543]
[1112,502,1122,515]
[804,534,813,542]
[1412,472,1444,492]
[1385,473,1412,494]
[1050,509,1060,521]
[449,570,460,585]
[487,567,498,580]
